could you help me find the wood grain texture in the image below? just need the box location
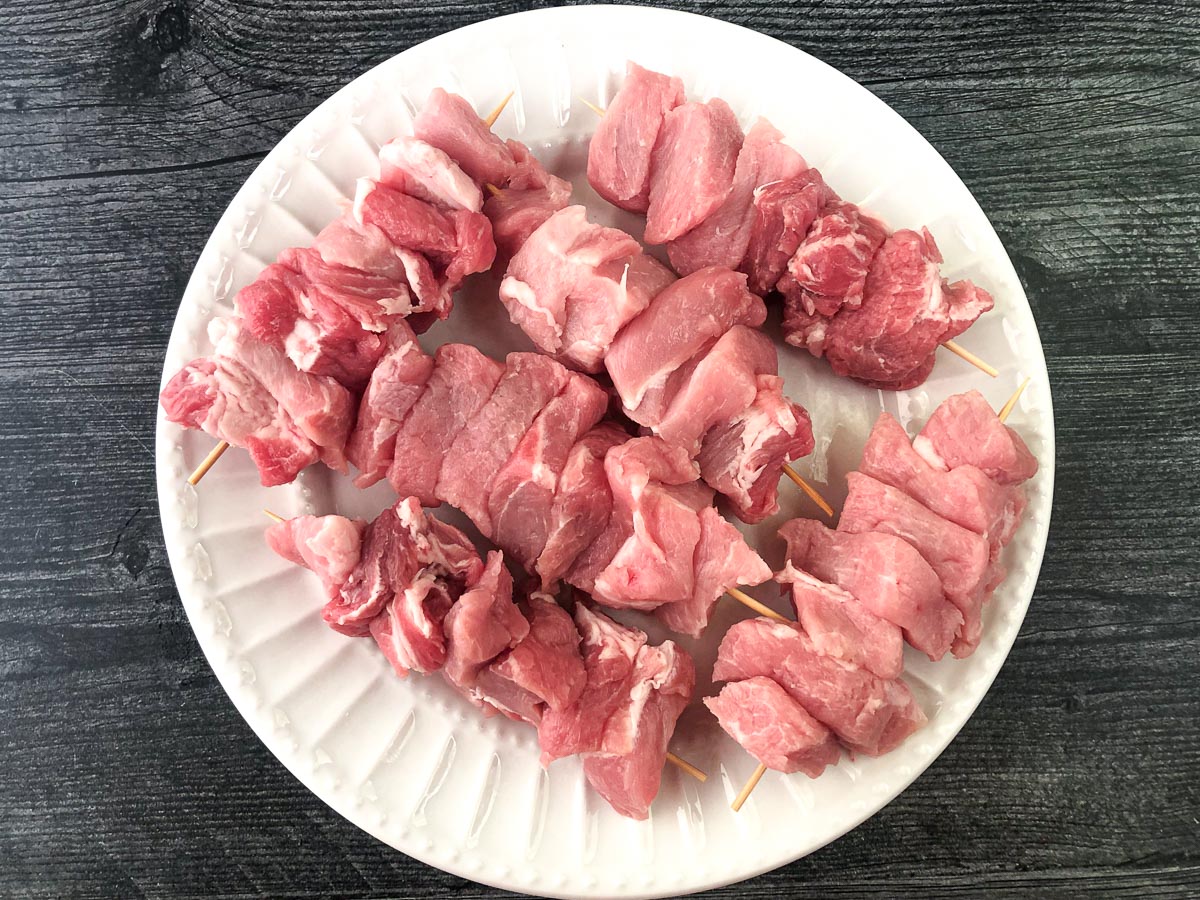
[1,1,1198,897]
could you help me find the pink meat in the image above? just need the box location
[793,228,995,390]
[352,179,458,258]
[536,424,628,589]
[586,62,685,213]
[387,344,504,506]
[232,260,390,390]
[582,639,695,820]
[741,169,833,295]
[160,318,354,486]
[592,438,711,610]
[654,506,772,637]
[345,323,434,488]
[667,118,807,276]
[654,325,777,454]
[696,374,815,523]
[644,99,743,244]
[777,563,904,681]
[265,514,366,600]
[713,617,926,756]
[704,676,841,776]
[499,206,642,359]
[539,605,647,763]
[606,266,766,420]
[487,374,609,567]
[779,518,962,662]
[332,498,481,640]
[413,88,517,187]
[559,253,676,374]
[779,200,888,316]
[913,390,1039,486]
[840,472,992,657]
[312,215,412,285]
[442,551,528,689]
[861,412,1026,559]
[490,593,587,712]
[484,184,573,262]
[565,504,632,596]
[437,353,571,535]
[280,245,415,332]
[378,136,483,212]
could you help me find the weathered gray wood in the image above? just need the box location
[1,1,1197,897]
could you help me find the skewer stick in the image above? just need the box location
[941,340,999,378]
[484,183,502,198]
[263,509,285,523]
[579,98,607,117]
[781,465,835,518]
[998,376,1030,423]
[726,587,788,624]
[188,441,229,485]
[666,752,708,782]
[732,762,767,812]
[482,92,514,128]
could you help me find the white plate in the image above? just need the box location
[155,6,1055,897]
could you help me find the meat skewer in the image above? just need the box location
[183,92,516,487]
[726,378,1034,809]
[580,95,1003,384]
[261,507,705,805]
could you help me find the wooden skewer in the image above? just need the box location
[732,762,767,812]
[941,340,999,378]
[263,509,285,523]
[484,183,502,198]
[998,376,1030,423]
[666,752,708,782]
[579,97,607,117]
[781,465,834,518]
[188,441,229,486]
[482,92,514,128]
[726,587,788,623]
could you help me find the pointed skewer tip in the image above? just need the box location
[578,97,607,118]
[941,340,999,378]
[482,91,514,128]
[781,465,835,518]
[187,440,229,485]
[732,762,768,812]
[998,376,1031,423]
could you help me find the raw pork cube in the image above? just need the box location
[437,353,571,535]
[587,61,685,213]
[654,506,772,637]
[539,605,648,763]
[345,323,434,488]
[779,199,888,316]
[352,179,459,257]
[668,118,807,276]
[488,374,610,567]
[499,206,641,358]
[780,518,962,662]
[442,551,528,690]
[489,594,587,712]
[387,344,504,506]
[654,325,777,454]
[606,266,766,419]
[840,472,992,657]
[644,99,743,244]
[861,412,1026,559]
[592,438,711,610]
[484,183,573,262]
[378,135,483,212]
[582,639,695,820]
[705,676,840,777]
[414,87,518,187]
[536,424,628,589]
[741,169,832,295]
[913,390,1039,485]
[713,617,926,756]
[559,253,676,374]
[160,318,354,486]
[777,563,903,681]
[266,514,366,600]
[788,228,994,390]
[696,375,815,523]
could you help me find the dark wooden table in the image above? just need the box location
[3,1,1197,897]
